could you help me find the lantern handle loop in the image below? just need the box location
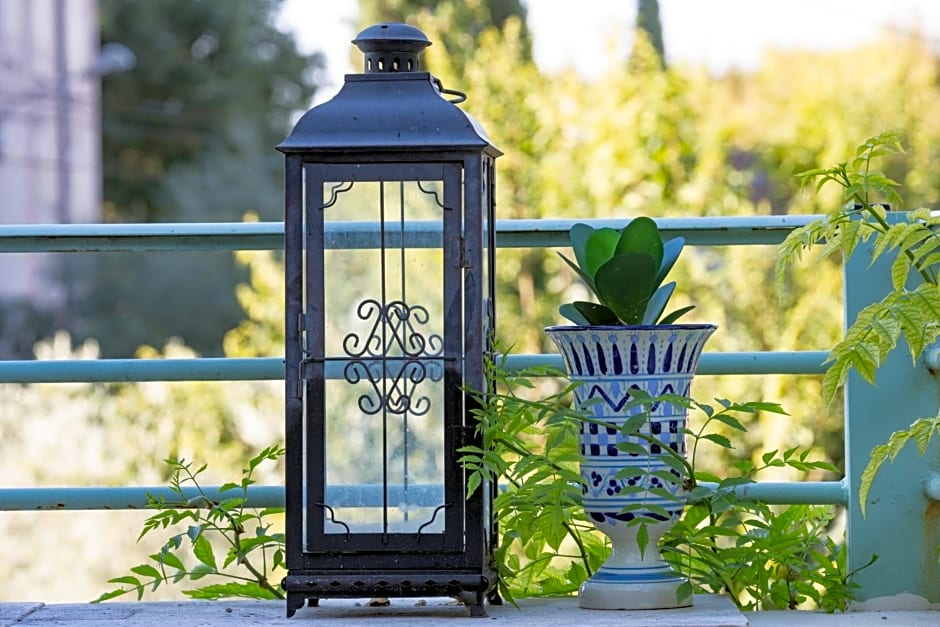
[431,76,467,104]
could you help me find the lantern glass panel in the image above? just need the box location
[317,175,450,538]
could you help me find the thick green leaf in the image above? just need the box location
[616,217,664,273]
[643,282,676,324]
[558,303,591,325]
[657,237,685,287]
[569,223,596,273]
[584,228,621,279]
[595,253,658,324]
[659,305,695,325]
[572,301,620,325]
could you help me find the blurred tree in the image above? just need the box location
[633,0,665,69]
[60,0,323,357]
[99,0,321,222]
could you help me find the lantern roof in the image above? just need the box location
[277,23,501,156]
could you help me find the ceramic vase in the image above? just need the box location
[544,324,716,610]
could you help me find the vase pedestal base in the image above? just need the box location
[578,571,692,610]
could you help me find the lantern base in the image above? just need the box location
[283,572,495,618]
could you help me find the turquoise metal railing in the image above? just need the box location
[0,217,936,603]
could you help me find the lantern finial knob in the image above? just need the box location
[352,23,431,73]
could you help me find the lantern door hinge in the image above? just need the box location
[290,357,314,400]
[298,312,317,338]
[460,236,470,269]
[292,312,316,399]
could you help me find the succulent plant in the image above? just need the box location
[557,217,694,326]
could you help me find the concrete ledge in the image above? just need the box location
[3,596,746,626]
[2,596,939,626]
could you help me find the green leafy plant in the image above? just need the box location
[557,218,694,325]
[461,357,862,610]
[638,395,868,611]
[775,131,940,514]
[460,356,608,604]
[94,446,286,602]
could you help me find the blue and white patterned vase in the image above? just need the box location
[544,324,716,610]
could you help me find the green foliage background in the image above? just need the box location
[1,0,940,603]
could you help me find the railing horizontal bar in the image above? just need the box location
[0,486,284,511]
[699,479,848,505]
[504,351,829,376]
[0,480,845,511]
[0,216,818,253]
[495,216,818,247]
[0,222,284,253]
[0,351,829,384]
[0,358,284,383]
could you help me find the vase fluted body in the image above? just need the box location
[544,324,716,610]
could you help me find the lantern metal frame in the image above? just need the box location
[278,23,501,618]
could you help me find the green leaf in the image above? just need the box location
[193,534,217,570]
[616,442,650,456]
[186,525,203,543]
[189,563,216,581]
[657,237,685,287]
[109,575,142,588]
[182,581,279,600]
[92,588,131,603]
[700,433,733,449]
[635,521,649,558]
[621,413,650,434]
[616,217,664,274]
[643,282,676,325]
[709,412,746,433]
[154,550,185,572]
[558,302,590,325]
[659,305,695,325]
[890,252,912,291]
[571,301,620,325]
[466,471,482,498]
[130,564,162,580]
[569,223,597,275]
[584,227,621,279]
[595,252,658,324]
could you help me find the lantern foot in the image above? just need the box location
[285,592,306,618]
[457,590,488,617]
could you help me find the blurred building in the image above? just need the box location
[0,0,101,306]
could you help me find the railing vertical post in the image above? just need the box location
[844,241,940,606]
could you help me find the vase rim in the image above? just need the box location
[544,323,717,333]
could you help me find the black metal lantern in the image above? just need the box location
[278,23,501,617]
